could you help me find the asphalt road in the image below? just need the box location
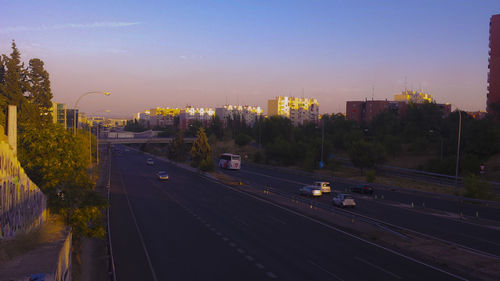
[221,163,500,257]
[109,148,466,281]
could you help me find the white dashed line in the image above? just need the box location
[246,255,254,261]
[223,237,229,241]
[256,263,265,269]
[266,272,277,279]
[216,232,222,236]
[237,248,245,253]
[229,242,236,247]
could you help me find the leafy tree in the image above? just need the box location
[235,133,252,146]
[169,131,187,162]
[124,119,148,132]
[207,115,224,140]
[190,127,212,168]
[348,140,386,173]
[463,174,493,199]
[18,122,106,239]
[26,58,53,123]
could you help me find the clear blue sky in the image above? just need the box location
[1,0,499,117]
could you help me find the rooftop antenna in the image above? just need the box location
[404,76,407,93]
[371,84,375,100]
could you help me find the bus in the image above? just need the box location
[218,153,241,170]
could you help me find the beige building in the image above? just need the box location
[394,90,434,104]
[267,96,319,126]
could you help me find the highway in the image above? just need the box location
[109,148,466,281]
[221,163,500,257]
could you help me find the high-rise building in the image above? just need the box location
[215,105,263,127]
[267,96,319,126]
[50,102,67,129]
[488,14,500,119]
[394,90,433,104]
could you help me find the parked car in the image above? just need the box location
[351,184,374,195]
[146,158,154,165]
[313,181,331,193]
[156,171,169,180]
[299,186,322,197]
[332,193,356,208]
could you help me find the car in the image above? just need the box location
[299,186,322,197]
[332,193,356,208]
[351,184,374,195]
[146,158,154,165]
[313,181,331,193]
[156,171,169,180]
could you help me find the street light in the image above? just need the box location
[455,108,462,195]
[73,91,111,135]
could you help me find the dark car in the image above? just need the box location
[351,184,374,195]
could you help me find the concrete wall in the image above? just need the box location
[0,130,47,239]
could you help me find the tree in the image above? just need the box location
[348,140,386,173]
[190,127,212,168]
[169,131,187,162]
[0,41,31,125]
[18,122,106,239]
[26,58,53,123]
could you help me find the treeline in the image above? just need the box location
[0,41,106,240]
[147,102,500,177]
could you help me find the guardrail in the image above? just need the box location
[105,150,117,281]
[244,162,500,207]
[255,184,499,260]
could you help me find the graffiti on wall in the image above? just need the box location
[0,139,47,239]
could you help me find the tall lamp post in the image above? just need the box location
[455,108,462,195]
[73,91,111,136]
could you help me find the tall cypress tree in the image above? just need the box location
[27,58,53,124]
[0,40,32,125]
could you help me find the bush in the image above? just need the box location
[253,151,263,163]
[463,174,493,199]
[200,156,215,172]
[235,134,253,146]
[365,169,376,183]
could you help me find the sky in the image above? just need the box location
[1,0,499,118]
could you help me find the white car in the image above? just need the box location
[299,186,322,197]
[156,171,169,180]
[313,181,331,193]
[332,193,356,208]
[146,158,154,165]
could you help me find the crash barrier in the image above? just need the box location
[0,135,47,239]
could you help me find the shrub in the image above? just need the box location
[365,169,376,183]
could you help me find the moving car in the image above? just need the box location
[146,158,154,165]
[156,171,169,180]
[332,193,356,208]
[351,184,374,195]
[299,186,322,197]
[313,181,331,193]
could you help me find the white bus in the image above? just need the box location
[218,153,241,170]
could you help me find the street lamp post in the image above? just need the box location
[455,108,462,195]
[73,91,110,135]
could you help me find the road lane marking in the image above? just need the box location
[229,242,236,247]
[268,215,287,225]
[118,172,159,281]
[205,177,469,281]
[223,237,229,241]
[246,255,254,261]
[266,272,277,279]
[256,263,265,269]
[355,257,402,279]
[237,248,245,254]
[308,260,345,281]
[216,232,222,236]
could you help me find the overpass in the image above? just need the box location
[98,137,196,144]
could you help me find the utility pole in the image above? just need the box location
[455,109,462,195]
[320,116,324,168]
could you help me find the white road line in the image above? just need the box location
[241,169,308,186]
[308,260,344,281]
[268,215,287,225]
[223,237,229,241]
[216,232,222,236]
[256,263,265,269]
[355,257,402,279]
[237,248,245,254]
[118,173,159,281]
[246,255,254,261]
[229,242,236,247]
[266,272,278,279]
[205,177,468,281]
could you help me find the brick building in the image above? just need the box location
[487,14,500,119]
